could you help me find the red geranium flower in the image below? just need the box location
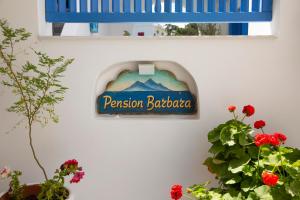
[255,133,282,147]
[64,159,78,166]
[62,159,79,170]
[254,120,266,129]
[170,185,183,200]
[274,133,287,143]
[269,135,280,146]
[70,171,85,184]
[254,133,270,147]
[228,106,236,112]
[242,105,255,117]
[262,171,279,186]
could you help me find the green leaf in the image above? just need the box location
[229,154,251,173]
[208,129,221,143]
[242,165,256,176]
[270,186,292,200]
[285,179,300,197]
[203,157,228,177]
[247,146,259,159]
[224,145,244,159]
[222,193,235,200]
[286,166,300,179]
[209,142,226,155]
[220,126,236,146]
[285,148,300,163]
[239,132,253,146]
[209,190,223,200]
[0,67,6,73]
[254,185,273,200]
[247,192,260,200]
[53,65,67,76]
[226,175,242,185]
[241,179,257,192]
[187,183,211,200]
[260,146,273,157]
[222,190,243,200]
[264,153,281,167]
[292,160,300,168]
[279,146,294,154]
[213,159,226,165]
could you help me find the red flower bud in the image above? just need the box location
[262,171,279,187]
[228,106,236,112]
[254,120,266,129]
[170,185,183,200]
[242,105,255,117]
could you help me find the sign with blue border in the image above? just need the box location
[97,69,197,115]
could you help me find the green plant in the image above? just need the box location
[164,23,221,36]
[198,24,221,36]
[0,167,25,200]
[0,19,73,181]
[1,160,85,200]
[171,105,300,200]
[9,171,23,200]
[123,30,131,36]
[9,171,25,200]
[38,160,84,200]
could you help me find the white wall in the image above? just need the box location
[0,0,300,199]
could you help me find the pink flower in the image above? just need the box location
[0,167,11,179]
[70,171,85,184]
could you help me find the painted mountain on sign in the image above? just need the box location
[144,79,171,91]
[106,69,189,91]
[123,79,171,91]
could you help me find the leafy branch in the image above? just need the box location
[0,19,74,181]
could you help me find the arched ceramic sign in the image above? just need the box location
[97,67,197,115]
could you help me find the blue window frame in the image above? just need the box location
[46,0,273,36]
[46,0,273,23]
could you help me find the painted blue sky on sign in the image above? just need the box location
[106,69,189,92]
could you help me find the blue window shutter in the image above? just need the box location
[229,23,249,35]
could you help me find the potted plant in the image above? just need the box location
[170,105,300,200]
[0,20,84,199]
[0,160,84,200]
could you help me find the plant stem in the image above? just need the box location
[232,112,237,120]
[183,194,196,200]
[1,47,49,181]
[277,164,283,177]
[278,146,286,177]
[241,115,246,122]
[257,147,261,176]
[28,121,48,181]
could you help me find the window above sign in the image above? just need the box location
[39,0,275,37]
[94,61,199,119]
